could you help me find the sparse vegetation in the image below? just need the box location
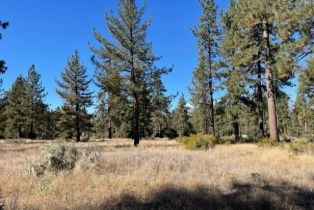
[0,0,313,209]
[1,139,314,209]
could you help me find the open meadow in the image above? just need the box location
[0,139,314,210]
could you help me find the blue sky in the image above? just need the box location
[0,0,298,110]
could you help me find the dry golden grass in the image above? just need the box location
[0,139,314,210]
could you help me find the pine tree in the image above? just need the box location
[276,90,291,135]
[299,57,314,106]
[4,76,29,138]
[0,21,9,90]
[92,52,127,139]
[91,0,170,146]
[25,65,47,139]
[172,95,192,137]
[190,50,212,134]
[56,51,93,142]
[293,57,314,137]
[0,96,7,138]
[93,98,109,139]
[150,70,172,138]
[221,1,263,139]
[231,0,313,141]
[192,0,219,136]
[37,106,59,140]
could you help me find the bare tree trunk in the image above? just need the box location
[262,19,279,142]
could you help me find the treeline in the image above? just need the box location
[0,0,313,145]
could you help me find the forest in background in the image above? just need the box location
[0,0,313,145]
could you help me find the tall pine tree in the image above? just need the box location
[231,0,313,141]
[293,57,314,136]
[150,70,172,138]
[25,65,47,139]
[172,95,192,137]
[0,21,8,91]
[56,51,93,142]
[192,0,219,136]
[91,0,170,146]
[4,76,29,138]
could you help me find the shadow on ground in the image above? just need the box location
[78,179,314,210]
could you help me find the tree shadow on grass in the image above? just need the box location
[79,179,314,210]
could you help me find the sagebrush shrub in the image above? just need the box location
[28,143,79,176]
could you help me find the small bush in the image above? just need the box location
[177,134,217,150]
[28,143,79,176]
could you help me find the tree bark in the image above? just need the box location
[257,61,265,138]
[233,114,240,142]
[75,103,80,142]
[108,106,113,139]
[233,122,240,142]
[133,93,140,146]
[262,19,279,142]
[208,50,215,136]
[130,26,140,147]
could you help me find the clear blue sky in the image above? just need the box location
[0,0,298,110]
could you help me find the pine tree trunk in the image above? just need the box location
[263,19,279,142]
[29,121,34,139]
[134,93,140,146]
[204,105,210,135]
[18,126,22,139]
[208,50,215,136]
[108,106,113,139]
[108,125,113,139]
[130,26,140,147]
[233,121,240,142]
[257,61,265,138]
[75,104,80,142]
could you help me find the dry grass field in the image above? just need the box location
[0,139,314,210]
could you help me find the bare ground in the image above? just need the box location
[0,139,314,210]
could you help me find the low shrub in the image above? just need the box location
[177,134,217,150]
[28,142,79,176]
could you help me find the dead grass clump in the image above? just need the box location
[28,143,79,176]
